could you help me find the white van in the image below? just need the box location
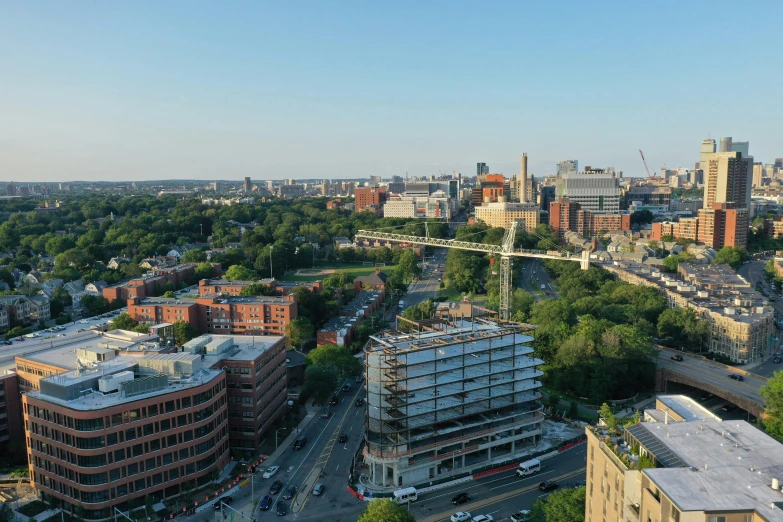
[392,487,418,504]
[515,458,541,477]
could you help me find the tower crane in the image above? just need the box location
[639,149,655,179]
[355,221,590,322]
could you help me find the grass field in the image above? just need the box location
[280,264,397,282]
[437,283,464,301]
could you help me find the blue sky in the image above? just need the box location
[1,1,781,182]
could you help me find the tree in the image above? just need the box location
[224,264,258,281]
[285,317,314,350]
[301,365,339,404]
[760,371,783,440]
[714,246,749,270]
[598,402,617,431]
[657,307,709,351]
[401,299,435,322]
[357,499,415,522]
[528,486,585,522]
[193,261,214,281]
[173,321,199,346]
[0,269,15,290]
[181,249,207,263]
[164,290,177,298]
[81,295,110,316]
[396,250,421,283]
[238,283,276,296]
[49,286,73,317]
[111,312,139,331]
[630,210,654,225]
[306,344,362,379]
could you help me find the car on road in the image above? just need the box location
[78,319,89,324]
[670,355,683,361]
[338,433,348,443]
[775,356,782,364]
[2,340,12,345]
[355,375,363,383]
[270,480,283,494]
[451,493,470,505]
[539,481,559,492]
[728,374,745,381]
[342,383,352,392]
[259,495,272,511]
[450,513,471,522]
[355,398,364,407]
[262,466,280,479]
[320,410,332,419]
[275,502,287,516]
[15,337,24,341]
[330,396,339,405]
[700,393,714,402]
[721,403,738,412]
[472,516,494,522]
[293,436,308,450]
[283,486,297,500]
[510,511,531,522]
[213,496,232,509]
[312,483,325,496]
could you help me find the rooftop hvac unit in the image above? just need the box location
[205,337,234,355]
[98,371,135,393]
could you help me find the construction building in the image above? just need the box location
[586,394,783,522]
[382,191,452,220]
[23,351,230,520]
[555,167,621,214]
[473,200,541,231]
[604,262,774,363]
[362,319,543,489]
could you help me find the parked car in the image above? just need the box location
[539,481,559,492]
[2,340,12,345]
[451,493,470,505]
[259,495,272,511]
[510,511,530,522]
[670,355,683,361]
[472,516,494,522]
[312,483,325,496]
[450,513,471,522]
[728,374,745,381]
[338,433,348,443]
[283,486,297,500]
[270,480,283,495]
[262,466,280,479]
[774,356,782,364]
[275,502,287,516]
[355,398,364,407]
[213,496,232,509]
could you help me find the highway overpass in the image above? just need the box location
[656,347,767,417]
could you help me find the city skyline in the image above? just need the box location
[1,1,781,181]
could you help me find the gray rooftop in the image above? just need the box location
[635,420,783,519]
[656,394,723,423]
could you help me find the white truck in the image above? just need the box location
[515,458,541,477]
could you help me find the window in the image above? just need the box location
[670,505,680,522]
[133,444,143,457]
[114,449,125,462]
[707,518,726,522]
[107,432,118,446]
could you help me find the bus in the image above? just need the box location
[392,487,418,504]
[515,458,541,477]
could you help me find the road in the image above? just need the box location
[657,347,765,407]
[411,446,586,522]
[401,248,448,309]
[735,260,783,377]
[519,260,557,301]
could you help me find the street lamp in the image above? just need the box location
[270,246,274,279]
[276,427,288,449]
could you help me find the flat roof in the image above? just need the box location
[635,420,783,519]
[18,331,162,370]
[656,395,723,423]
[195,334,285,364]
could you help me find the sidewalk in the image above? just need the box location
[261,396,319,467]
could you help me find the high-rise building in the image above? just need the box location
[369,175,382,185]
[732,140,750,156]
[699,138,716,169]
[355,186,387,211]
[719,136,732,152]
[363,319,543,488]
[5,183,15,197]
[702,151,752,209]
[549,198,630,238]
[476,162,489,177]
[243,176,251,192]
[474,201,540,231]
[753,162,764,187]
[18,186,29,197]
[554,167,621,214]
[556,160,578,177]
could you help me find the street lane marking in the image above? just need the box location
[488,469,555,490]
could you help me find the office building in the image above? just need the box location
[623,185,672,209]
[277,184,304,199]
[363,320,543,488]
[555,167,621,214]
[476,162,489,177]
[5,183,15,197]
[243,177,251,193]
[369,175,382,186]
[586,399,783,522]
[355,186,387,211]
[556,160,578,177]
[23,353,230,520]
[699,138,716,169]
[719,136,732,153]
[702,151,752,209]
[549,198,630,238]
[753,162,765,187]
[604,262,774,363]
[474,201,541,231]
[732,140,750,156]
[382,191,451,219]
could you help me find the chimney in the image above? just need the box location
[520,153,528,203]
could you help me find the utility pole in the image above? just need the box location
[270,246,274,279]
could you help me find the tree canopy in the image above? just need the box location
[285,317,314,350]
[356,499,416,522]
[528,486,585,522]
[713,246,749,270]
[760,371,783,440]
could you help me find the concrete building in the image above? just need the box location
[355,186,388,211]
[23,353,230,520]
[243,177,251,192]
[585,398,783,522]
[623,185,672,209]
[556,160,578,177]
[698,138,716,169]
[753,162,765,187]
[702,151,752,210]
[362,320,543,489]
[696,203,749,249]
[604,262,774,363]
[277,184,304,199]
[550,198,630,238]
[555,167,621,214]
[474,201,541,231]
[383,192,451,219]
[719,136,732,153]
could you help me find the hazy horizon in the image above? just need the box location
[2,1,781,182]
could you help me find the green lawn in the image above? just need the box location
[280,264,397,282]
[437,283,464,301]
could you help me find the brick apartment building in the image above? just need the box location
[127,295,297,337]
[549,198,631,238]
[651,203,749,249]
[103,264,202,303]
[317,291,383,347]
[0,372,23,445]
[354,186,387,211]
[197,278,322,297]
